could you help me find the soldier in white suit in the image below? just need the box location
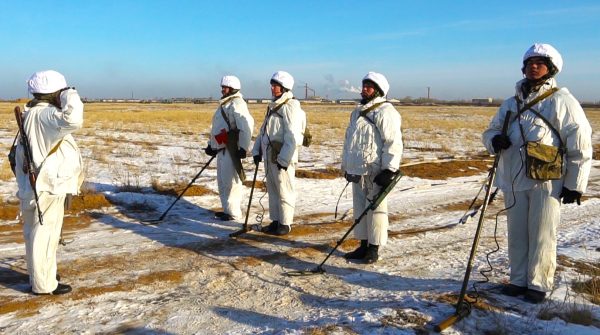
[15,70,84,295]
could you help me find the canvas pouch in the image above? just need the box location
[525,141,563,180]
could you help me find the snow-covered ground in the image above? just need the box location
[1,104,599,334]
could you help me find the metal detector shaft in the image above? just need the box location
[436,111,512,332]
[311,171,403,273]
[230,162,259,238]
[146,155,215,222]
[14,106,45,226]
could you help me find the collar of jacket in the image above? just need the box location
[219,91,243,105]
[515,77,557,102]
[359,96,387,112]
[269,91,294,108]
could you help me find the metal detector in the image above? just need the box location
[435,111,512,332]
[142,155,215,224]
[284,170,403,276]
[229,162,262,237]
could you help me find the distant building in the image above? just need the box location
[472,98,493,105]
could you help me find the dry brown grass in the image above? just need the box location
[402,159,492,179]
[151,179,215,196]
[296,167,342,179]
[0,157,14,181]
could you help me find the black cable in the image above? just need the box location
[470,144,524,300]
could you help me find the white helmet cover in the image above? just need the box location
[271,71,294,90]
[220,75,241,90]
[27,70,68,94]
[362,71,390,96]
[522,43,563,75]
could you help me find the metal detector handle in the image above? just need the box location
[309,169,404,273]
[151,155,215,222]
[438,111,513,331]
[369,170,403,210]
[229,161,260,238]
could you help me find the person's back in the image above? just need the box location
[16,70,84,296]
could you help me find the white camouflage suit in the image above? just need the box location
[482,77,592,292]
[252,91,306,227]
[342,96,403,246]
[15,89,84,294]
[209,92,254,219]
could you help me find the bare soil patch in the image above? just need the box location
[403,160,492,179]
[296,167,342,180]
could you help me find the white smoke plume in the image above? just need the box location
[338,79,361,93]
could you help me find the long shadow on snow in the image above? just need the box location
[90,182,452,294]
[212,306,355,333]
[0,263,30,293]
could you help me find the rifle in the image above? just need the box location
[14,106,45,226]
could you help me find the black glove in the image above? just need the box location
[237,148,247,159]
[204,146,218,157]
[491,135,511,153]
[374,169,395,188]
[277,162,288,171]
[344,172,361,183]
[560,187,582,205]
[253,154,262,165]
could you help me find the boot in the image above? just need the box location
[219,213,234,221]
[344,240,368,259]
[500,284,527,297]
[261,221,279,233]
[273,224,291,236]
[364,244,379,264]
[524,289,546,304]
[33,283,72,296]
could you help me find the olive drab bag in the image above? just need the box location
[525,141,563,180]
[302,126,312,147]
[516,87,564,181]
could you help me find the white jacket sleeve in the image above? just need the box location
[56,89,84,134]
[231,99,254,151]
[557,92,593,193]
[375,105,403,172]
[276,104,298,167]
[482,100,514,154]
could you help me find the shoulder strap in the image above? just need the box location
[271,98,291,116]
[516,87,564,148]
[359,101,388,126]
[516,87,559,115]
[219,96,240,131]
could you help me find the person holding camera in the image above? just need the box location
[341,72,403,264]
[204,75,254,221]
[15,70,84,295]
[482,43,592,303]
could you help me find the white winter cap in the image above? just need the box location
[27,70,68,94]
[271,71,294,90]
[522,43,563,75]
[362,72,390,96]
[220,75,241,90]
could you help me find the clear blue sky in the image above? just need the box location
[1,1,599,101]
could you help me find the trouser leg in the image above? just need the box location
[265,158,280,223]
[351,174,388,246]
[276,163,296,227]
[217,152,242,218]
[505,190,529,287]
[527,184,560,292]
[22,192,66,294]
